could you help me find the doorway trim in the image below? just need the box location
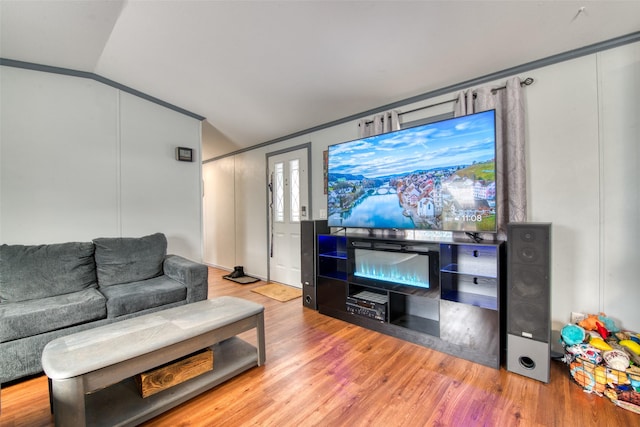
[265,142,312,283]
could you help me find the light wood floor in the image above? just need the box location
[1,267,638,426]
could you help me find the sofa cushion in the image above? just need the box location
[100,275,187,318]
[93,233,167,287]
[0,288,106,342]
[0,242,97,303]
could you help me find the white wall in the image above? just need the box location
[526,42,640,331]
[598,43,639,328]
[1,67,120,239]
[526,54,603,329]
[203,156,236,269]
[0,66,203,261]
[204,41,639,331]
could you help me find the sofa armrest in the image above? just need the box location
[163,255,208,303]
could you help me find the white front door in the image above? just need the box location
[268,147,309,288]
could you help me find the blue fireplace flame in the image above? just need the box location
[354,249,429,289]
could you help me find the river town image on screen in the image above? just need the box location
[327,110,497,232]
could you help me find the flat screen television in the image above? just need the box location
[327,109,497,232]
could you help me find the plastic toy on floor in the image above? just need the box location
[562,312,640,413]
[561,323,585,346]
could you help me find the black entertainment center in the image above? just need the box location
[310,109,505,368]
[315,231,505,369]
[299,107,554,380]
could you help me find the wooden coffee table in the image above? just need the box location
[42,296,265,427]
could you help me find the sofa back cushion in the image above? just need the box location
[0,242,97,302]
[93,233,167,287]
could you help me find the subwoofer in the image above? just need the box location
[300,220,329,309]
[506,222,551,382]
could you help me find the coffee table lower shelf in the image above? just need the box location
[85,337,257,427]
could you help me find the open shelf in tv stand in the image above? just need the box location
[316,234,504,369]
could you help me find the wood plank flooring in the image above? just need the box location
[1,267,638,426]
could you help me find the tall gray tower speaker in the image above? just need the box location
[506,223,551,383]
[300,220,329,309]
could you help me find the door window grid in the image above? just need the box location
[290,159,300,222]
[275,162,284,222]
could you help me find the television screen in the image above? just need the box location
[327,109,497,232]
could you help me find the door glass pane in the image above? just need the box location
[290,159,300,222]
[275,162,284,222]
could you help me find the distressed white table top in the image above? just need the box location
[42,296,264,379]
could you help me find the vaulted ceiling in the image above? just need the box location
[2,1,639,158]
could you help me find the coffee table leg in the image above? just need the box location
[48,378,53,413]
[51,376,86,426]
[257,311,266,366]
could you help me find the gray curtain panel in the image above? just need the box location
[455,77,527,240]
[357,110,400,138]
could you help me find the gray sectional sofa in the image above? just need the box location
[0,232,208,384]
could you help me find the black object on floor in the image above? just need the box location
[229,266,245,278]
[223,266,259,284]
[223,274,260,284]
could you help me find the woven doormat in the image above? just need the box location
[251,283,302,302]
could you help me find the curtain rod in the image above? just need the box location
[366,77,535,122]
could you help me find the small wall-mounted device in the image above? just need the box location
[176,147,194,162]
